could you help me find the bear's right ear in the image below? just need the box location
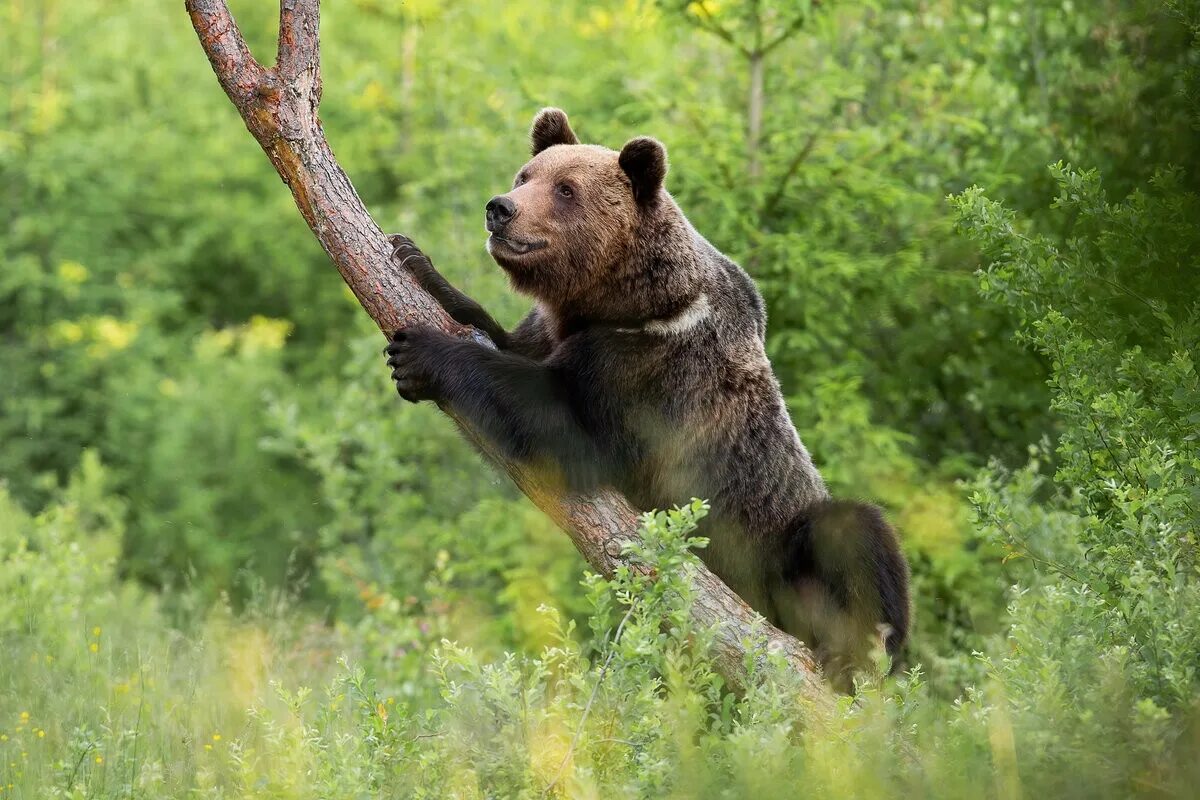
[619,137,667,204]
[530,108,579,155]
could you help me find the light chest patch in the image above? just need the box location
[617,293,711,336]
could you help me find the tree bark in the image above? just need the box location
[747,50,764,180]
[184,0,829,701]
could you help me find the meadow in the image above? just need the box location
[2,1,1198,797]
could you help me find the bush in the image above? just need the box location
[952,161,1200,793]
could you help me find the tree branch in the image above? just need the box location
[762,9,813,56]
[761,125,823,219]
[685,2,752,58]
[277,0,319,80]
[185,0,830,701]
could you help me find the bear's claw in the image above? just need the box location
[388,234,426,265]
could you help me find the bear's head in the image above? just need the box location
[485,108,680,316]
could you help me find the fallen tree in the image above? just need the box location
[184,0,828,699]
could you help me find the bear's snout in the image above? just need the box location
[485,195,517,232]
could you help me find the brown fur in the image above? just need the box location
[384,108,911,690]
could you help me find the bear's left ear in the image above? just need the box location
[619,137,667,204]
[530,108,579,155]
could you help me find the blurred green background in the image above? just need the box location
[1,0,1198,797]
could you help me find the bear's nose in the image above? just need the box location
[485,195,517,231]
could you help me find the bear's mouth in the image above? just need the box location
[487,234,547,256]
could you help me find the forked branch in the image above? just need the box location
[184,0,829,700]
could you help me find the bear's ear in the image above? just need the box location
[530,108,579,155]
[619,137,668,204]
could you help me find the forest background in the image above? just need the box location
[2,0,1199,797]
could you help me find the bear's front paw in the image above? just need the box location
[388,233,442,289]
[388,234,430,269]
[384,326,449,403]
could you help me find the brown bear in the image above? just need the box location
[384,108,910,688]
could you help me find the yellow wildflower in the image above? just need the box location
[91,316,137,353]
[89,643,99,653]
[32,85,65,133]
[240,315,292,354]
[211,733,221,742]
[198,327,236,357]
[18,713,28,723]
[57,261,89,284]
[94,755,103,764]
[352,79,391,113]
[687,0,721,16]
[36,730,44,739]
[50,320,84,344]
[92,627,101,637]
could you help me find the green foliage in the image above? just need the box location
[3,0,1200,795]
[4,488,1198,798]
[954,163,1200,715]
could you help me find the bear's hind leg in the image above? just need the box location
[771,500,910,691]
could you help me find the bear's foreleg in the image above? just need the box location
[384,327,608,488]
[389,234,511,348]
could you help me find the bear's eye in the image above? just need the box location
[514,172,528,188]
[557,183,574,198]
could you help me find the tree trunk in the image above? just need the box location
[184,0,829,701]
[747,50,765,180]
